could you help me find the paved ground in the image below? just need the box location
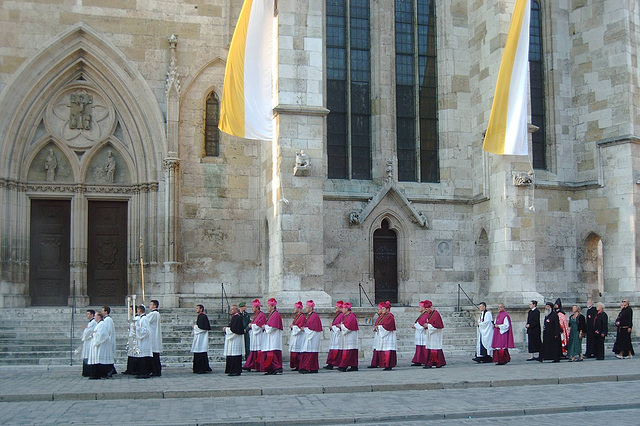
[0,353,637,425]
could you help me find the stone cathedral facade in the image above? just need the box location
[0,0,638,309]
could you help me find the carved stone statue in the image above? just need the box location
[69,91,93,130]
[44,148,57,182]
[293,150,311,176]
[104,150,116,183]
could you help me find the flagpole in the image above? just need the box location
[139,237,145,303]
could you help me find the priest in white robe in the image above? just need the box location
[223,304,245,376]
[473,302,494,363]
[191,304,212,373]
[147,299,163,377]
[81,309,96,377]
[88,313,111,379]
[101,306,117,376]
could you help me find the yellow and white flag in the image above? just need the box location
[219,0,274,140]
[483,0,530,155]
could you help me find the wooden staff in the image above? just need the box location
[139,238,145,303]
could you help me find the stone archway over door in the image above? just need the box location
[87,200,127,305]
[30,200,71,306]
[373,219,398,304]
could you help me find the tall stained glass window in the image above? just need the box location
[529,0,546,169]
[395,0,438,182]
[327,0,371,180]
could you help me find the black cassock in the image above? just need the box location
[526,308,542,353]
[585,306,597,357]
[540,310,561,361]
[593,311,608,360]
[225,314,245,375]
[193,313,212,374]
[613,306,634,356]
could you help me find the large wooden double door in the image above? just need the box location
[29,200,127,306]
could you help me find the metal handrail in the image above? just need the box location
[221,283,231,314]
[70,280,76,366]
[456,284,478,312]
[358,283,374,307]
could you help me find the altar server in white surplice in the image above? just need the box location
[81,309,96,377]
[473,302,494,363]
[191,304,212,374]
[134,305,153,379]
[88,313,111,379]
[223,304,245,376]
[100,306,117,376]
[147,299,163,377]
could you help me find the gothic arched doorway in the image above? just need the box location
[373,219,398,304]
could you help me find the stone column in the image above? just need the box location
[69,185,89,306]
[268,0,331,307]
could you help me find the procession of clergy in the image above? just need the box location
[79,296,634,379]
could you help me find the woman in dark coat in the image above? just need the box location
[593,302,608,360]
[613,300,634,358]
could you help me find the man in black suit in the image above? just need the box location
[525,300,542,360]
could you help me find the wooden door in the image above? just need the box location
[87,201,127,305]
[30,200,71,305]
[373,219,398,304]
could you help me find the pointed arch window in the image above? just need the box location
[204,91,220,157]
[395,0,438,183]
[529,0,546,169]
[326,0,372,180]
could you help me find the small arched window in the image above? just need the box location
[204,91,220,157]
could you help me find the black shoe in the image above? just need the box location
[291,368,298,371]
[299,369,309,374]
[135,374,151,379]
[367,365,378,369]
[411,362,422,366]
[323,365,334,370]
[383,367,393,371]
[423,365,432,369]
[89,377,101,380]
[337,367,347,372]
[347,366,358,372]
[309,370,318,373]
[551,360,560,363]
[526,358,537,361]
[264,371,276,375]
[228,372,241,376]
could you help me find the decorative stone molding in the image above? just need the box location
[273,104,330,117]
[13,181,160,194]
[163,153,180,172]
[348,181,428,228]
[166,35,181,95]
